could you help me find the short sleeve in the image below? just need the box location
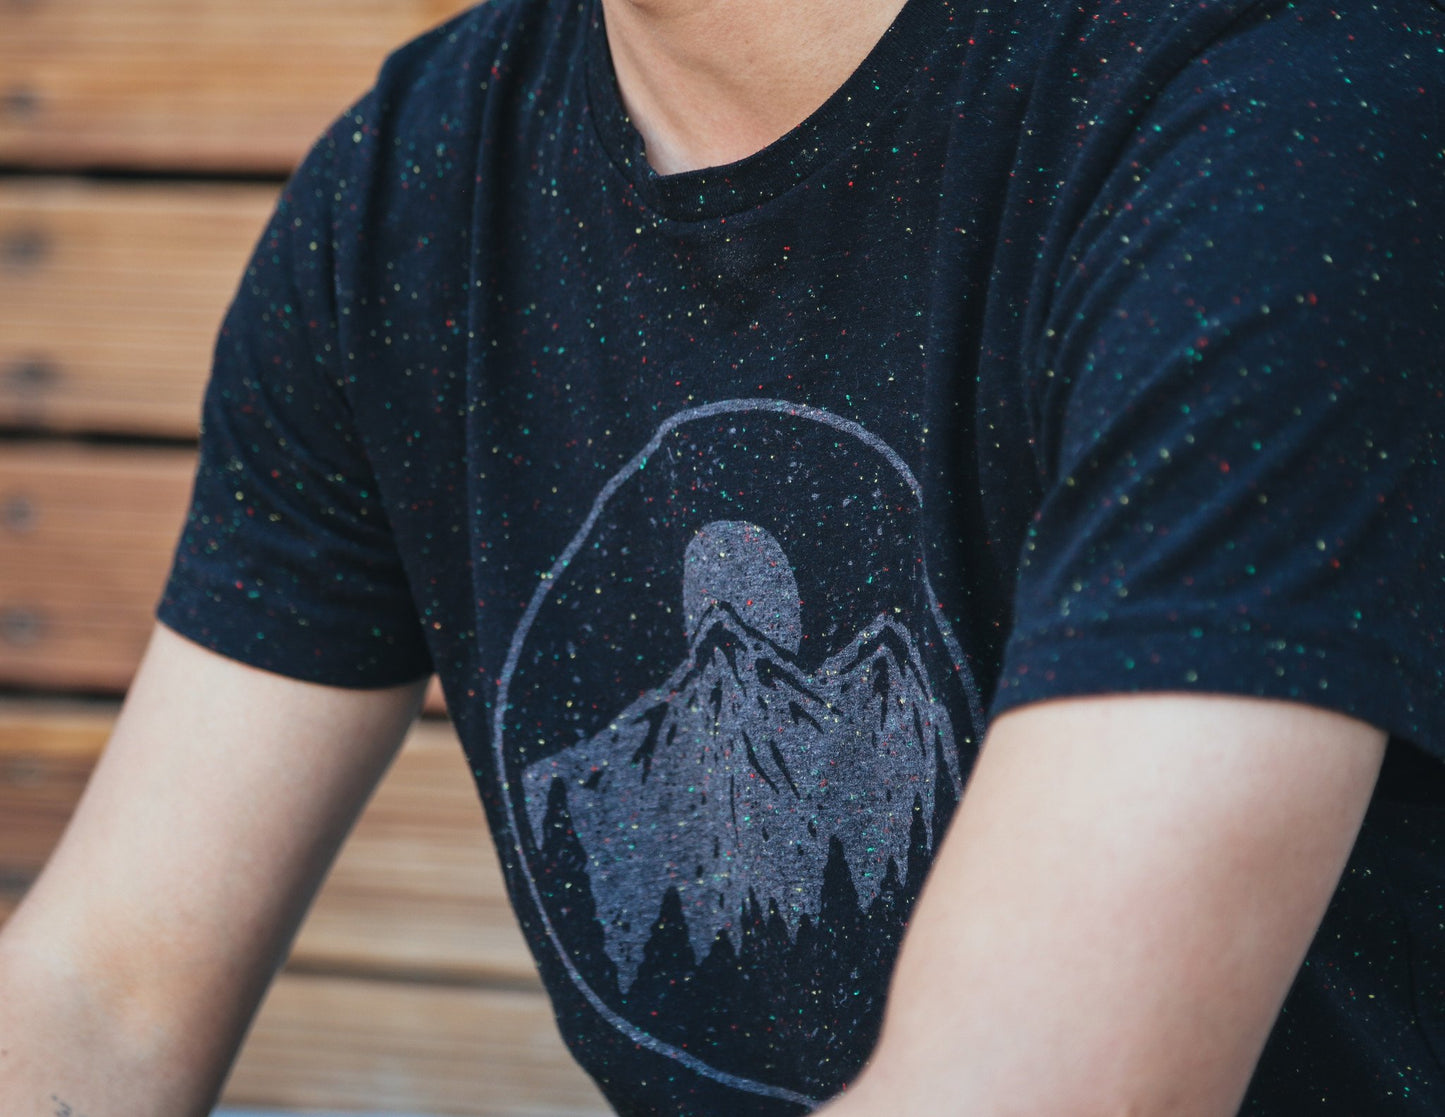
[992,8,1445,754]
[158,100,434,687]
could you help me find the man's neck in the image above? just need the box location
[601,0,909,175]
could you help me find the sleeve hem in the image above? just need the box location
[990,626,1443,760]
[156,598,434,692]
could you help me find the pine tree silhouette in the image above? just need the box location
[535,767,958,1098]
[867,856,906,945]
[931,731,960,851]
[623,887,697,1045]
[538,777,620,999]
[688,928,746,1054]
[731,890,798,1082]
[818,836,864,941]
[845,854,906,1075]
[904,791,931,910]
[785,837,867,1095]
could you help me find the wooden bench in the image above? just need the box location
[0,705,606,1115]
[0,3,609,1112]
[1,0,472,173]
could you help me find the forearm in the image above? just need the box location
[0,908,242,1117]
[821,694,1384,1117]
[0,628,427,1116]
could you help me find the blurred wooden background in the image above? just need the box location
[0,4,609,1114]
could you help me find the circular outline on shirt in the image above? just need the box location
[493,397,985,1106]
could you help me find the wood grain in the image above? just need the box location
[0,178,277,437]
[1,1,582,1112]
[0,443,195,689]
[225,973,610,1116]
[0,702,536,984]
[0,0,478,173]
[0,443,450,711]
[0,703,104,897]
[0,701,606,1114]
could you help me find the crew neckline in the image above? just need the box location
[585,0,957,221]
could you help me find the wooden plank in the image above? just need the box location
[0,703,535,983]
[0,444,195,690]
[224,974,610,1117]
[0,178,277,437]
[0,704,604,1117]
[0,442,451,708]
[289,718,534,983]
[0,0,478,173]
[0,443,449,708]
[0,703,106,884]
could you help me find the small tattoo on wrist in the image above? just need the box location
[50,1095,89,1117]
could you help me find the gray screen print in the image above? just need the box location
[493,399,985,1104]
[522,517,960,985]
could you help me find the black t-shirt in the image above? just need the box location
[159,0,1445,1111]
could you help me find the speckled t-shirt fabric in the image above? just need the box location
[159,0,1445,1111]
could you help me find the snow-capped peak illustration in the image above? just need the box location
[523,519,960,986]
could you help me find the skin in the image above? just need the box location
[600,0,908,173]
[824,695,1383,1116]
[0,3,1390,1112]
[0,627,426,1114]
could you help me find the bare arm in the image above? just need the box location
[827,693,1386,1117]
[0,624,427,1116]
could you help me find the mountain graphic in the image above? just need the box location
[522,520,960,987]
